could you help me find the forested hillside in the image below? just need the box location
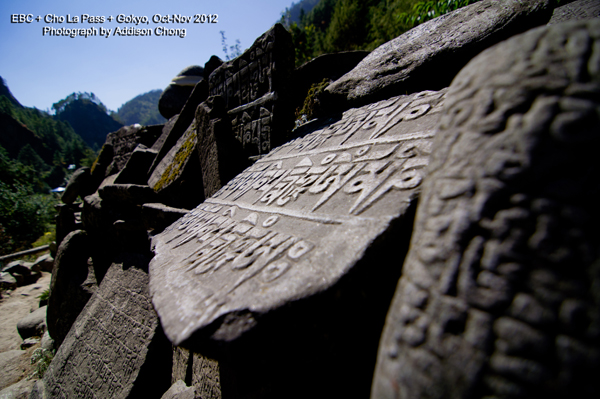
[282,0,482,66]
[115,89,166,126]
[53,92,123,150]
[0,79,96,255]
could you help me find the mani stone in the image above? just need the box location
[196,96,248,198]
[32,254,172,399]
[150,88,447,398]
[147,120,205,210]
[548,0,600,25]
[325,0,556,109]
[209,23,295,155]
[372,19,600,399]
[47,230,96,348]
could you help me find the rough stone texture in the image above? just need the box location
[55,203,82,248]
[196,96,248,198]
[204,56,223,80]
[16,305,47,339]
[372,19,600,399]
[548,0,600,25]
[209,23,295,155]
[292,50,370,115]
[142,203,189,234]
[33,254,54,273]
[99,183,158,206]
[32,254,172,399]
[169,347,221,399]
[152,115,179,152]
[114,144,158,185]
[1,261,39,287]
[172,346,192,385]
[159,66,205,119]
[105,124,162,175]
[190,352,220,399]
[0,350,28,390]
[150,89,446,398]
[326,0,556,109]
[0,377,36,399]
[148,121,205,209]
[89,142,114,186]
[149,80,209,178]
[61,167,92,205]
[161,380,195,399]
[46,230,96,348]
[0,272,17,290]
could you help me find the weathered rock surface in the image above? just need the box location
[32,254,172,399]
[292,50,370,115]
[148,121,205,209]
[326,0,556,109]
[105,124,162,175]
[16,305,46,339]
[0,350,28,390]
[149,80,209,178]
[114,144,158,185]
[46,230,96,348]
[61,167,93,205]
[0,377,36,399]
[196,96,248,198]
[150,88,446,398]
[548,0,600,25]
[32,254,54,274]
[170,347,221,398]
[372,19,600,399]
[161,380,196,399]
[159,66,205,119]
[210,23,295,156]
[142,203,189,234]
[1,260,40,287]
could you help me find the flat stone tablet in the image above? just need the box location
[372,19,600,399]
[150,88,447,346]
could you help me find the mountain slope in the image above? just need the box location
[116,89,166,126]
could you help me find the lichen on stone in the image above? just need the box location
[152,124,198,192]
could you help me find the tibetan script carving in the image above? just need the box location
[150,89,447,345]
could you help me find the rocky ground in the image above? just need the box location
[0,271,51,398]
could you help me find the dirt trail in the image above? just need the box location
[0,272,51,392]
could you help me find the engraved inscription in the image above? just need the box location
[150,89,447,345]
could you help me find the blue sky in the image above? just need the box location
[0,0,295,112]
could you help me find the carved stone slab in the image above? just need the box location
[33,255,171,399]
[372,19,600,399]
[150,88,447,345]
[209,23,295,155]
